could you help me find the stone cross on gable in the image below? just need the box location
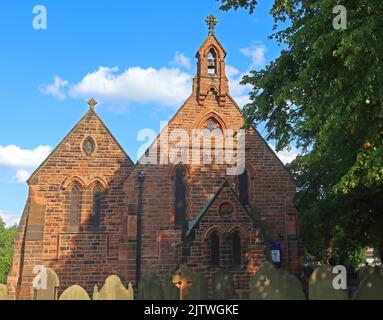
[205,14,217,35]
[87,98,98,109]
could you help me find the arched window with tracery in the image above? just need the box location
[204,117,223,136]
[211,232,220,267]
[69,184,81,230]
[90,184,103,230]
[174,166,187,227]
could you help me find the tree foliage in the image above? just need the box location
[0,217,17,284]
[218,0,383,264]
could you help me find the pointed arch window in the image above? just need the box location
[238,169,249,206]
[232,232,242,267]
[204,117,223,135]
[211,232,220,267]
[174,166,187,227]
[69,185,81,230]
[91,185,103,230]
[207,49,217,75]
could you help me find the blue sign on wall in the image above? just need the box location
[269,242,282,268]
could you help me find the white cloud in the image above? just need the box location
[0,211,20,227]
[226,65,252,108]
[68,66,192,107]
[171,52,192,69]
[14,169,31,184]
[226,65,240,78]
[39,47,268,109]
[0,145,52,169]
[227,43,268,107]
[240,43,267,68]
[270,145,301,165]
[39,76,69,100]
[0,145,52,184]
[233,95,251,108]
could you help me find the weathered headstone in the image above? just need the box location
[59,285,90,300]
[185,272,208,300]
[93,285,99,299]
[163,274,180,300]
[93,275,133,300]
[36,267,59,300]
[172,266,193,300]
[353,272,383,300]
[249,261,305,300]
[309,265,349,300]
[137,272,165,300]
[0,284,8,300]
[212,269,234,300]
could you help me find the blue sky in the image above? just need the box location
[0,0,298,226]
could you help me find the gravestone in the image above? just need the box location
[212,269,234,300]
[249,261,305,300]
[0,284,8,300]
[137,272,165,300]
[163,274,180,300]
[59,285,90,300]
[36,267,59,300]
[185,272,208,300]
[353,272,383,300]
[309,265,349,300]
[93,275,133,300]
[172,266,193,300]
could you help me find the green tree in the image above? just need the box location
[218,0,383,264]
[0,217,17,284]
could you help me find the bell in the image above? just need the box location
[207,55,216,69]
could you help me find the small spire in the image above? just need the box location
[205,14,217,35]
[87,98,98,110]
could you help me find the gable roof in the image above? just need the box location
[27,107,134,184]
[226,94,298,187]
[186,179,254,239]
[196,33,227,57]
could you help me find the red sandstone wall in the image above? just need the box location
[124,93,301,285]
[184,184,266,299]
[8,109,133,299]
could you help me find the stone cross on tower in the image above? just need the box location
[87,98,98,110]
[205,14,217,35]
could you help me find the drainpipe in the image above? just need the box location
[135,171,144,287]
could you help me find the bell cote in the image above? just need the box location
[194,15,229,107]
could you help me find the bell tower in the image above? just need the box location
[194,15,229,107]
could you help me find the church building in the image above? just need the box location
[8,16,301,299]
